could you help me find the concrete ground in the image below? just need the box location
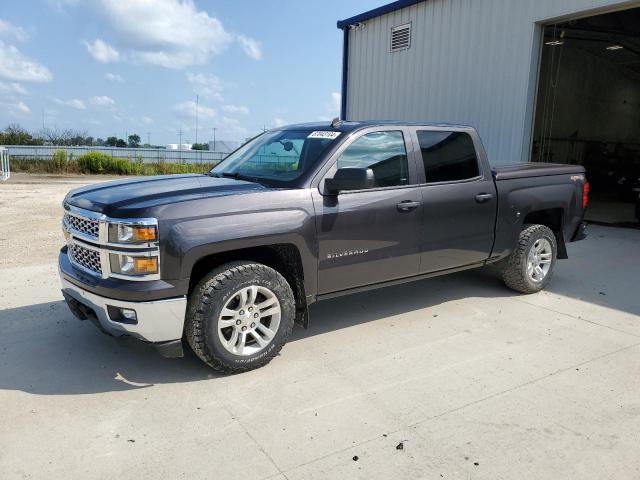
[1,175,639,480]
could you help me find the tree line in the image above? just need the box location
[0,124,153,148]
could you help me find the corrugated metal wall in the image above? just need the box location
[345,0,638,165]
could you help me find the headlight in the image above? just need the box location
[108,223,157,243]
[109,253,159,276]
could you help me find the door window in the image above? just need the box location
[416,131,480,183]
[336,131,409,188]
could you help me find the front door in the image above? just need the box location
[313,129,423,294]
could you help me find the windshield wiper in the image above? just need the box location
[217,171,260,183]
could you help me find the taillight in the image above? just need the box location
[582,181,590,209]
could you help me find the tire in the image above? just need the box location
[501,224,557,294]
[185,261,295,373]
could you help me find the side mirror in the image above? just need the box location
[324,167,375,194]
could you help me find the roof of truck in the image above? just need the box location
[278,120,473,133]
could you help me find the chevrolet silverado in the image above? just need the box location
[59,120,588,372]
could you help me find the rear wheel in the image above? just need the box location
[185,261,295,373]
[501,224,557,294]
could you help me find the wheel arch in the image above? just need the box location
[189,244,310,327]
[522,207,567,259]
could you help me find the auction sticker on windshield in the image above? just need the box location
[308,131,341,139]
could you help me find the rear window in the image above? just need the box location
[416,131,480,183]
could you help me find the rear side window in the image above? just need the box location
[416,131,480,183]
[336,131,409,188]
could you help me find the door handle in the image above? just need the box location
[475,193,494,203]
[397,200,421,212]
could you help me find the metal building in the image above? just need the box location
[337,0,640,173]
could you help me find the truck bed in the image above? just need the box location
[490,161,587,261]
[493,162,585,181]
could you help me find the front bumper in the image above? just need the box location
[60,272,187,355]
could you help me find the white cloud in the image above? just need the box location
[222,104,249,115]
[0,19,29,42]
[89,95,116,108]
[53,97,86,110]
[273,117,287,128]
[1,98,31,115]
[95,0,233,68]
[141,115,154,125]
[173,100,216,120]
[237,35,262,60]
[186,72,223,101]
[15,102,31,113]
[219,116,249,139]
[105,72,124,83]
[66,99,86,110]
[0,41,52,82]
[15,100,30,113]
[47,0,80,11]
[318,92,342,121]
[49,1,264,70]
[221,116,240,126]
[4,99,30,114]
[84,39,120,63]
[0,81,26,95]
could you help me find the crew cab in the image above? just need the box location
[59,120,589,372]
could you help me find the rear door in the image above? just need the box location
[410,128,496,273]
[312,128,423,294]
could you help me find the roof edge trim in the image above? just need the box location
[337,0,426,29]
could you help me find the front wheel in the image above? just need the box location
[185,261,295,373]
[501,224,557,294]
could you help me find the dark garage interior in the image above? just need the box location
[533,7,640,226]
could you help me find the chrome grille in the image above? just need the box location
[68,243,102,275]
[64,213,99,239]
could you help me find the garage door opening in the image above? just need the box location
[532,8,640,226]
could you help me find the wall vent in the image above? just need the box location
[391,23,411,52]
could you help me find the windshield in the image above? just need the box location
[210,129,339,186]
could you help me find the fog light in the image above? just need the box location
[107,305,138,324]
[121,308,137,321]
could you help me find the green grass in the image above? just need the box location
[11,151,218,176]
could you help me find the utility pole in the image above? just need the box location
[212,127,217,151]
[178,129,183,147]
[195,94,199,146]
[146,132,151,146]
[42,108,45,129]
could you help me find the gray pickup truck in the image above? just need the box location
[59,120,588,372]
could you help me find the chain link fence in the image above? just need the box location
[4,145,227,164]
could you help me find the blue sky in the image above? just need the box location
[0,0,382,145]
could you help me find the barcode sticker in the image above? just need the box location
[308,131,341,140]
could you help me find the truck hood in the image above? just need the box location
[65,174,267,217]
